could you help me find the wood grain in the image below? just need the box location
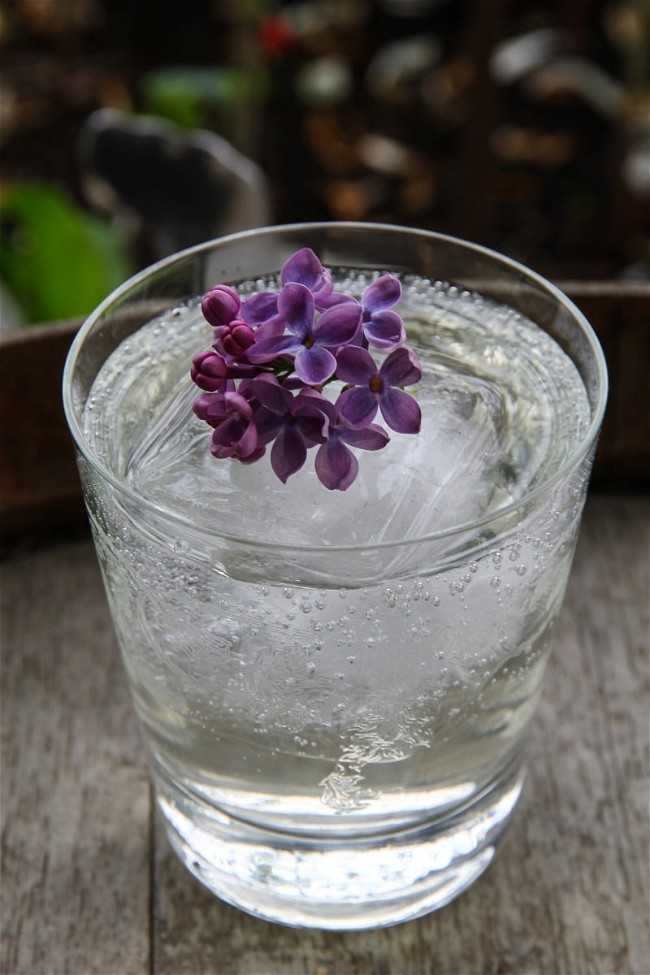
[0,540,150,975]
[561,282,650,490]
[1,495,648,974]
[0,321,84,542]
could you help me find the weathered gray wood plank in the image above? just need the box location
[1,539,151,975]
[151,495,650,975]
[1,496,648,974]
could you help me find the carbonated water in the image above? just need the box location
[81,269,592,919]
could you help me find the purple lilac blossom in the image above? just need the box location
[247,282,362,385]
[240,247,333,325]
[248,376,328,483]
[307,395,390,491]
[335,345,422,433]
[193,389,262,462]
[191,247,423,490]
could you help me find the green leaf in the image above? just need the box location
[141,67,269,130]
[0,181,132,325]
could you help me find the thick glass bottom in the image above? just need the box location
[154,761,525,930]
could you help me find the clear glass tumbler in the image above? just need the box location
[63,223,607,929]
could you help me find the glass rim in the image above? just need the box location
[62,221,608,554]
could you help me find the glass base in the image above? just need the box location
[154,762,525,930]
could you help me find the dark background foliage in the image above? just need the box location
[1,0,648,323]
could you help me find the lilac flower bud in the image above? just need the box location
[213,320,256,360]
[190,349,229,392]
[201,285,241,327]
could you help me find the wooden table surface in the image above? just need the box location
[1,493,648,975]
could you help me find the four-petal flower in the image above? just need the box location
[336,346,421,433]
[248,282,362,385]
[310,396,390,491]
[240,247,334,325]
[248,376,328,482]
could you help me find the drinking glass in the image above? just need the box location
[63,223,607,929]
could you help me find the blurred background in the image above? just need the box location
[1,0,649,328]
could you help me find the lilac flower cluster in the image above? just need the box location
[190,247,422,491]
